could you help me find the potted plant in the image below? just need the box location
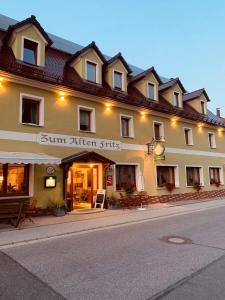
[165,182,175,193]
[108,192,119,209]
[193,181,201,192]
[49,199,66,217]
[214,179,221,187]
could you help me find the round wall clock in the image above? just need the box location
[46,166,55,175]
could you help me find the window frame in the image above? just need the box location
[208,166,224,185]
[153,121,165,141]
[115,163,140,192]
[120,114,134,138]
[85,59,98,83]
[200,101,207,114]
[77,105,96,133]
[183,127,194,146]
[19,93,44,127]
[208,132,216,149]
[155,164,179,189]
[113,70,124,91]
[21,36,41,66]
[173,91,181,108]
[147,81,157,100]
[185,165,204,187]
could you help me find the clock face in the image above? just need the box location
[46,166,55,175]
[154,142,165,156]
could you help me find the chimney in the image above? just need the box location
[216,108,221,117]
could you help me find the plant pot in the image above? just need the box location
[53,207,66,217]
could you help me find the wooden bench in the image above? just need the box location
[0,198,30,228]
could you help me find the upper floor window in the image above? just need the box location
[120,115,134,138]
[20,93,44,126]
[23,38,38,65]
[147,82,156,100]
[78,106,96,133]
[86,61,97,83]
[184,128,193,145]
[208,132,216,149]
[114,71,123,90]
[201,101,206,114]
[173,92,180,107]
[153,121,164,141]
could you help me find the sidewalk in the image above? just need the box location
[1,197,225,249]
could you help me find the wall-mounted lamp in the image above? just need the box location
[59,92,65,101]
[197,123,203,128]
[218,127,223,133]
[89,163,94,168]
[0,77,3,88]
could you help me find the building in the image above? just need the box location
[0,14,225,209]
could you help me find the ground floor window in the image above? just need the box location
[116,165,136,192]
[157,166,175,187]
[0,164,29,197]
[209,167,221,185]
[186,167,201,186]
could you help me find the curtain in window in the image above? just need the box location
[157,166,175,187]
[22,99,39,124]
[80,110,90,131]
[186,167,200,186]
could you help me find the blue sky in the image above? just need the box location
[1,0,225,114]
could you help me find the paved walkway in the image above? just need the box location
[1,197,225,249]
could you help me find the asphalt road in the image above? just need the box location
[2,205,225,299]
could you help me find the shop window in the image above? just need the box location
[23,38,38,65]
[78,106,96,132]
[184,128,193,145]
[209,167,221,185]
[186,167,202,187]
[116,165,136,192]
[114,71,123,90]
[20,94,44,126]
[208,132,216,149]
[86,61,97,83]
[147,82,156,100]
[153,121,164,141]
[157,166,175,187]
[0,164,29,197]
[120,115,134,138]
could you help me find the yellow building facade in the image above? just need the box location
[0,15,225,209]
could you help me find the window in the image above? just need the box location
[184,128,193,145]
[157,166,175,187]
[116,165,136,191]
[154,121,164,141]
[201,101,206,114]
[209,167,221,185]
[0,164,29,197]
[208,133,216,148]
[147,82,155,100]
[86,61,97,82]
[22,98,40,125]
[23,39,38,65]
[186,167,202,186]
[114,71,122,90]
[78,106,95,132]
[173,92,180,107]
[120,115,134,137]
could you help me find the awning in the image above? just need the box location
[0,152,61,164]
[61,151,115,166]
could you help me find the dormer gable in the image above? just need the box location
[3,15,52,67]
[129,67,162,101]
[67,41,106,84]
[104,52,132,92]
[183,88,210,115]
[159,77,186,108]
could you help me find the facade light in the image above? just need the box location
[59,92,65,101]
[0,77,3,87]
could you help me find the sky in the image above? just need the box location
[1,0,225,114]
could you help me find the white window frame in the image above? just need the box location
[113,69,124,91]
[85,59,99,83]
[200,100,207,114]
[173,91,182,108]
[185,165,204,187]
[155,164,179,189]
[208,166,224,186]
[21,36,41,66]
[208,132,216,149]
[153,121,165,141]
[147,81,157,100]
[19,93,44,126]
[183,127,194,146]
[77,105,96,133]
[114,163,143,192]
[120,114,134,138]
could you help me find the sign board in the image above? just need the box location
[154,155,165,161]
[45,176,56,188]
[106,175,113,186]
[94,189,106,209]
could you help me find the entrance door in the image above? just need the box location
[67,164,99,209]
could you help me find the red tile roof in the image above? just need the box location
[183,88,210,102]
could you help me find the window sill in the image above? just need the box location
[186,185,205,188]
[185,144,194,146]
[210,147,217,149]
[156,186,179,190]
[21,123,44,127]
[121,136,134,139]
[79,130,96,134]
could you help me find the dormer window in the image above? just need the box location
[201,101,206,114]
[147,82,156,100]
[114,71,123,90]
[23,38,38,65]
[86,61,97,83]
[173,92,180,107]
